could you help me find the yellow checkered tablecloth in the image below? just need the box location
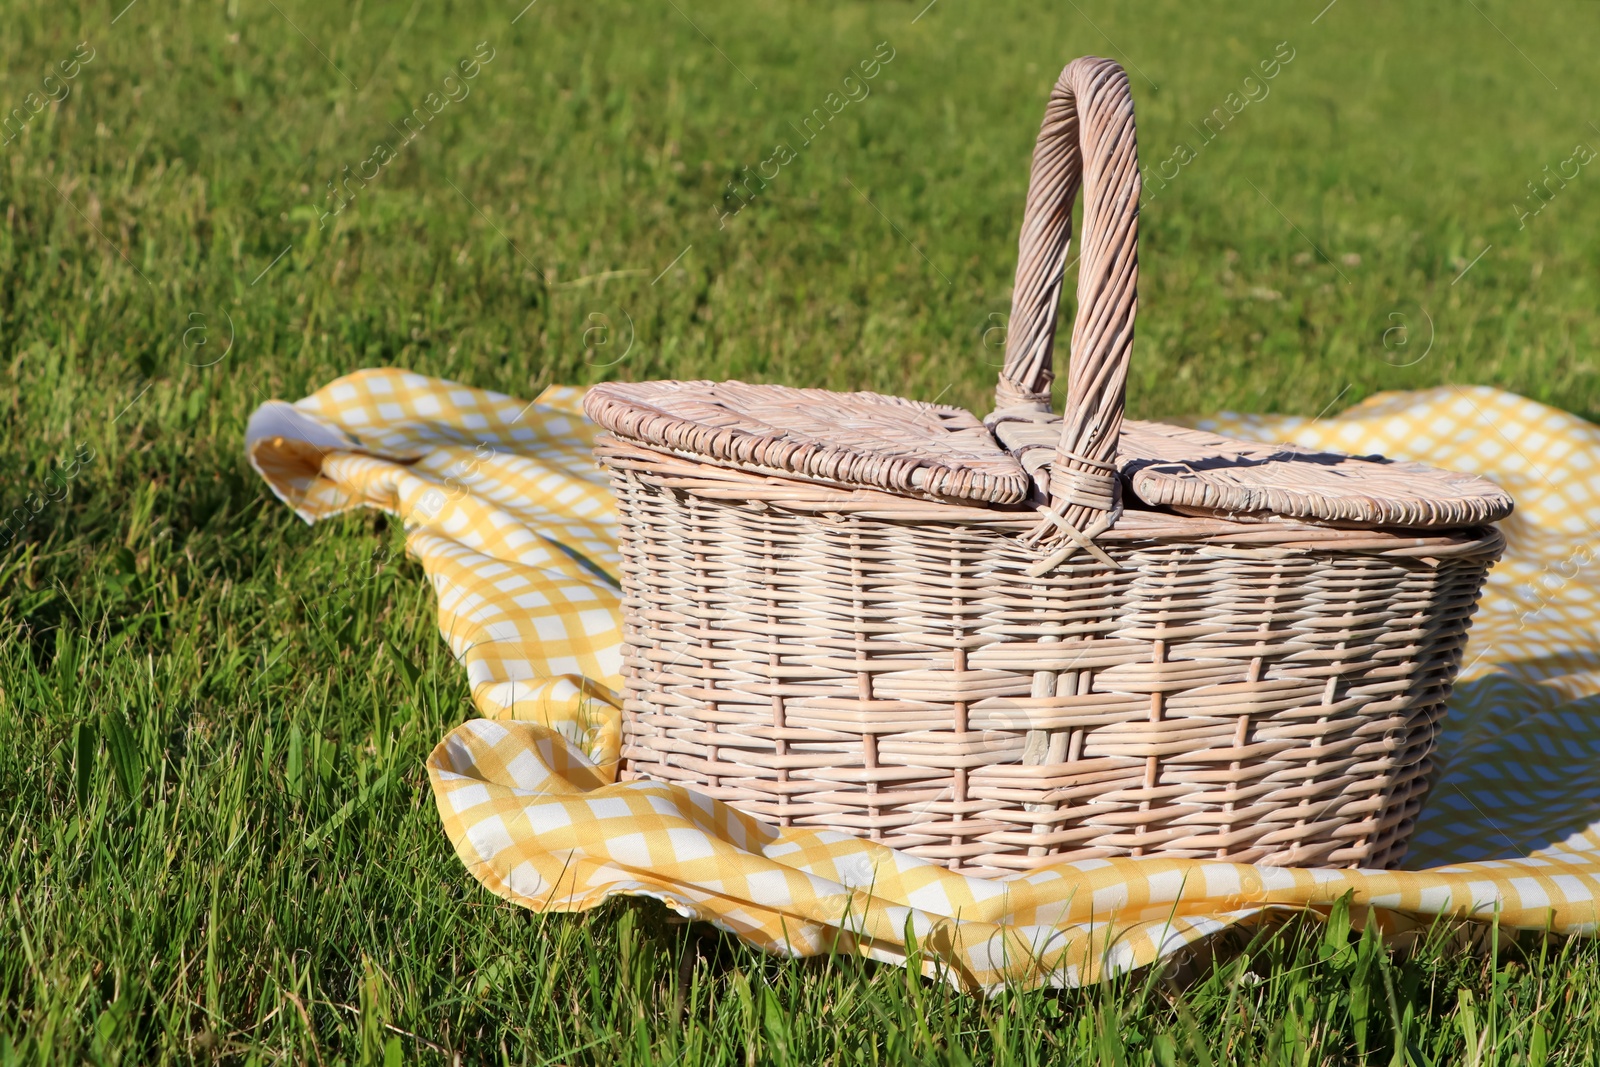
[248,369,1600,992]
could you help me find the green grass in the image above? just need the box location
[4,0,1600,1061]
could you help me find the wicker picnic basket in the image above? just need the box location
[584,57,1510,875]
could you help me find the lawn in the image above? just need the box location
[4,0,1600,1061]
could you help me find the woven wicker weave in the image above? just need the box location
[991,416,1513,529]
[583,380,1031,505]
[584,57,1508,875]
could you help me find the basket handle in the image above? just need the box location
[991,56,1139,550]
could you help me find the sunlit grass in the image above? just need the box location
[3,0,1599,1061]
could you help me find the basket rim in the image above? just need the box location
[991,414,1515,530]
[583,379,1033,506]
[596,435,1507,563]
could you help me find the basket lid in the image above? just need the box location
[583,380,1032,505]
[992,415,1514,529]
[588,381,1512,529]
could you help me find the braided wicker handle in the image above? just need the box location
[993,57,1139,541]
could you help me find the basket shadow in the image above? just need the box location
[1404,657,1600,868]
[1121,445,1383,477]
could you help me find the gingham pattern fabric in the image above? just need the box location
[248,371,1600,992]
